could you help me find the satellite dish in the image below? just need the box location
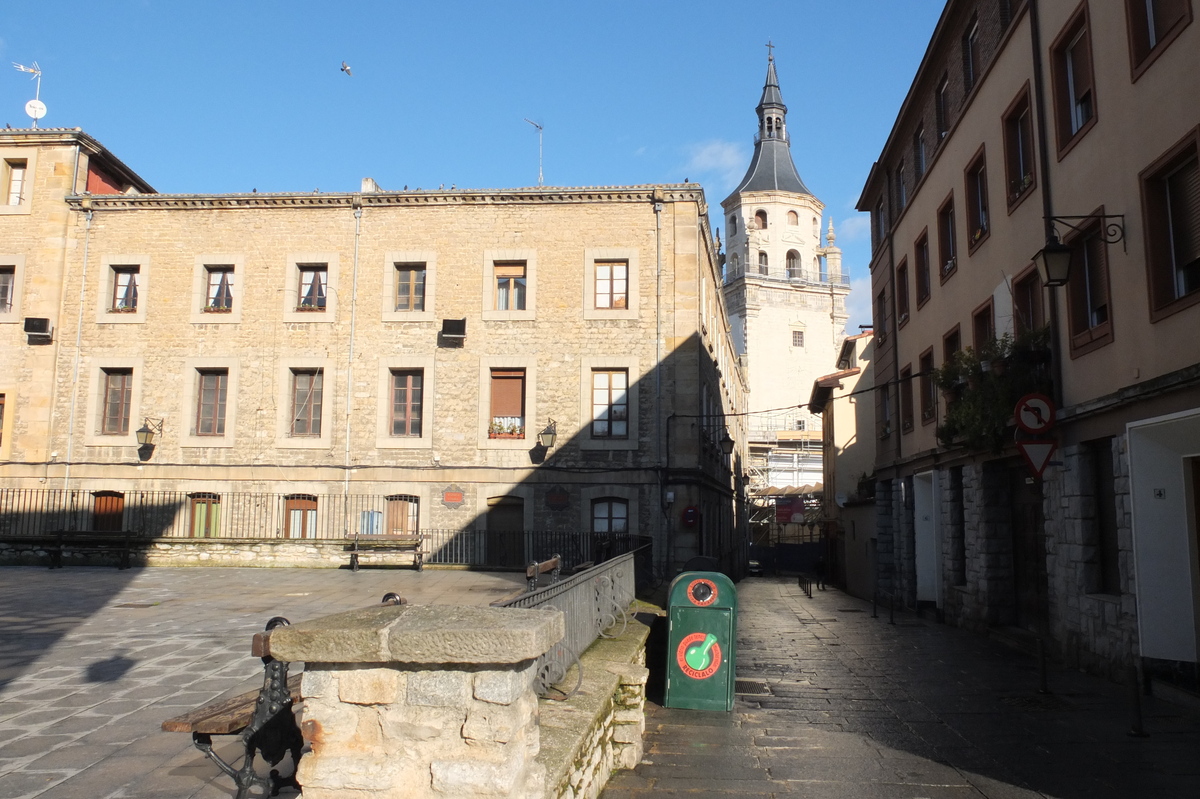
[25,99,46,121]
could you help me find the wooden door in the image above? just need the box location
[486,497,525,567]
[93,492,125,532]
[1010,468,1048,632]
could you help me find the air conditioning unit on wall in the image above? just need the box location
[23,317,53,345]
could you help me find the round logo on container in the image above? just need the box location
[675,632,722,680]
[687,578,718,606]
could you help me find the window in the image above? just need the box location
[284,495,317,539]
[1004,89,1036,207]
[1065,218,1114,354]
[204,266,234,312]
[758,252,768,275]
[915,231,931,306]
[494,261,527,311]
[880,383,893,436]
[386,495,419,535]
[1127,0,1191,76]
[896,259,910,324]
[792,330,805,348]
[973,299,995,349]
[873,198,886,250]
[936,75,951,140]
[1013,266,1044,334]
[938,196,958,280]
[1141,131,1200,319]
[0,265,13,313]
[900,365,914,432]
[919,349,935,422]
[943,326,962,363]
[390,369,423,437]
[895,160,907,212]
[875,289,887,342]
[489,369,526,439]
[195,370,228,436]
[963,18,981,92]
[965,149,990,249]
[754,210,767,230]
[786,250,800,278]
[297,264,327,311]
[913,126,926,181]
[101,369,132,435]
[290,368,323,436]
[190,494,220,538]
[594,260,628,309]
[591,369,628,439]
[4,159,26,206]
[592,498,628,534]
[93,491,124,532]
[787,210,799,226]
[395,262,426,311]
[1051,9,1097,153]
[110,266,139,312]
[729,215,738,235]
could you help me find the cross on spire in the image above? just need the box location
[766,40,775,61]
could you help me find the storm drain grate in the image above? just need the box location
[734,679,771,695]
[999,694,1074,711]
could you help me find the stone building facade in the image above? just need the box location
[857,0,1200,682]
[0,128,747,576]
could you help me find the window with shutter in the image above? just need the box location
[489,369,525,438]
[1051,9,1098,154]
[1065,216,1114,355]
[1141,134,1200,320]
[1126,0,1192,75]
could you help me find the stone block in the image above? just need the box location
[338,667,402,705]
[462,700,532,744]
[301,668,336,699]
[430,747,525,795]
[409,669,470,707]
[474,662,535,705]
[380,704,462,743]
[298,752,405,792]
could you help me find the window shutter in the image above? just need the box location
[490,370,525,418]
[494,262,525,278]
[1071,31,1093,101]
[1168,155,1200,269]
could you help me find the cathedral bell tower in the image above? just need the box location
[721,51,851,493]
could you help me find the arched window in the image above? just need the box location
[755,210,768,230]
[787,210,798,226]
[284,494,318,539]
[730,252,740,273]
[786,250,800,278]
[758,252,769,275]
[813,217,820,237]
[729,215,738,235]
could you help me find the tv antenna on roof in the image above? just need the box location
[13,62,46,128]
[524,118,543,186]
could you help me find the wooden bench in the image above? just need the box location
[34,531,136,569]
[346,532,428,571]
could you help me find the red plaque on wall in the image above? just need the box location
[442,486,465,508]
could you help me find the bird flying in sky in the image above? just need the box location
[340,61,352,77]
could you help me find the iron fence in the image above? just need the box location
[0,488,652,571]
[493,545,647,697]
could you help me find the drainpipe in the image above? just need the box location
[654,193,666,573]
[64,208,93,490]
[1028,0,1065,409]
[343,199,363,532]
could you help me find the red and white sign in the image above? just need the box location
[1015,393,1056,434]
[1017,440,1057,478]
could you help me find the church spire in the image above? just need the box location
[731,50,811,196]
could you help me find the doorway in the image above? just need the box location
[1010,467,1048,633]
[913,472,940,607]
[486,496,525,568]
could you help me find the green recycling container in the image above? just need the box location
[664,571,737,711]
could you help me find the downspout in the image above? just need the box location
[1028,0,1065,409]
[885,170,901,464]
[343,200,363,533]
[654,193,666,573]
[63,208,93,490]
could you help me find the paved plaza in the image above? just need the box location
[604,578,1200,798]
[0,566,527,799]
[2,569,1198,798]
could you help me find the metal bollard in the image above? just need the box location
[1036,638,1049,694]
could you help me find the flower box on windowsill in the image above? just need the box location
[488,431,525,440]
[1010,174,1033,202]
[107,306,138,314]
[294,305,326,312]
[203,306,233,314]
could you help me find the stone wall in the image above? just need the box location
[0,538,379,569]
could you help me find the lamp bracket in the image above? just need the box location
[143,417,164,437]
[1046,214,1126,251]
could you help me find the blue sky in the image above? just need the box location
[0,1,945,331]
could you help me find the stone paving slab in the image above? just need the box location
[0,565,525,799]
[601,578,1200,799]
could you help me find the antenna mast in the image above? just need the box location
[524,118,543,186]
[13,62,46,128]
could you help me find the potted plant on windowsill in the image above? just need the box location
[294,304,325,312]
[203,306,233,313]
[107,306,137,313]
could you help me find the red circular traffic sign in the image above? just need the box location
[1015,393,1056,434]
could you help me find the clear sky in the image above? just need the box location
[0,1,945,332]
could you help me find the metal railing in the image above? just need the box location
[0,488,651,571]
[493,544,648,698]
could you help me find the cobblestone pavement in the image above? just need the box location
[604,577,1200,799]
[0,565,526,799]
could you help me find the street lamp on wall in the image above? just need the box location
[537,419,558,449]
[136,418,163,461]
[1032,214,1126,287]
[719,429,735,456]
